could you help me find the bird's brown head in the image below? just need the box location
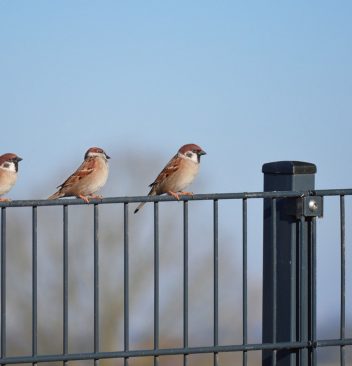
[84,147,110,160]
[178,144,206,163]
[0,153,23,172]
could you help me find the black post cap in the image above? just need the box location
[262,161,317,175]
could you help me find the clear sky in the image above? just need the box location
[1,1,351,197]
[1,0,352,341]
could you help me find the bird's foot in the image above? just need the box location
[90,194,103,200]
[78,195,90,203]
[167,191,180,200]
[179,191,193,196]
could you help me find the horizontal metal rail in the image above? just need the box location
[1,188,352,208]
[0,338,351,364]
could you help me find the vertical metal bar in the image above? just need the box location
[311,217,317,366]
[63,205,68,365]
[290,217,298,366]
[340,195,346,366]
[32,206,38,366]
[1,208,6,361]
[124,203,129,366]
[271,199,277,366]
[94,205,100,366]
[242,199,248,366]
[154,202,159,366]
[213,200,219,366]
[183,201,189,366]
[299,216,308,366]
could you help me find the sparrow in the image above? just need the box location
[0,153,23,202]
[134,143,206,214]
[48,147,110,203]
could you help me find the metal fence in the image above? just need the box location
[0,161,351,365]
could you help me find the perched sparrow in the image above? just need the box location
[0,153,23,202]
[48,147,110,203]
[134,143,206,214]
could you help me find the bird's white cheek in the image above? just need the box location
[181,152,199,164]
[192,154,199,163]
[1,162,17,173]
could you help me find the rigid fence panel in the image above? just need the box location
[0,178,351,365]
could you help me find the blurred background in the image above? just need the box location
[1,1,351,365]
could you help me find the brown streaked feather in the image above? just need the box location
[134,155,181,214]
[149,155,181,188]
[56,158,97,190]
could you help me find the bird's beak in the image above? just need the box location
[16,156,23,162]
[106,154,111,159]
[198,150,206,156]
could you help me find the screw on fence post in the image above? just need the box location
[262,161,317,366]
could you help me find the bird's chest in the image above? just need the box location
[73,161,108,196]
[169,161,199,191]
[85,163,109,193]
[0,170,17,195]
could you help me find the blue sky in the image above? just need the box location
[1,1,351,198]
[1,1,352,337]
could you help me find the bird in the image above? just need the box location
[48,147,110,203]
[0,153,23,202]
[134,143,206,214]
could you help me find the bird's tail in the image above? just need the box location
[48,190,64,200]
[134,188,156,214]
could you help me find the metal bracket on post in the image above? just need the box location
[284,196,323,219]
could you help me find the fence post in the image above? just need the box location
[262,161,318,366]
